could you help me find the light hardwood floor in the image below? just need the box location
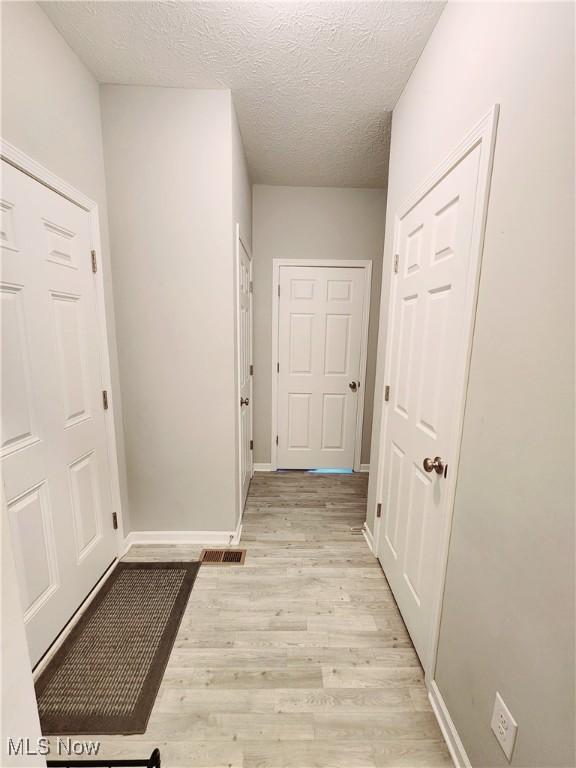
[58,471,451,767]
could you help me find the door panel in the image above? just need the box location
[1,284,37,452]
[1,160,117,665]
[321,394,346,449]
[277,266,366,469]
[324,314,351,374]
[237,238,253,509]
[52,292,90,426]
[290,314,313,373]
[69,451,102,561]
[377,145,482,667]
[288,393,311,450]
[7,483,58,619]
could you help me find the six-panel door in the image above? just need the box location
[1,161,117,665]
[377,146,482,667]
[277,266,366,469]
[238,238,253,508]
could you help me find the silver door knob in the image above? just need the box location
[423,456,445,475]
[349,381,359,392]
[240,397,250,406]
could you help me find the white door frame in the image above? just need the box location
[235,224,253,520]
[1,138,126,549]
[271,258,372,472]
[373,105,499,681]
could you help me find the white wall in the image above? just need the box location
[232,105,252,250]
[1,2,251,536]
[100,85,249,533]
[252,185,386,465]
[0,3,128,756]
[1,0,130,530]
[368,3,574,765]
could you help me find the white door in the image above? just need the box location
[277,265,367,469]
[1,160,118,665]
[237,236,253,508]
[377,145,483,668]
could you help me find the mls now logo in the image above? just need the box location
[8,737,100,757]
[7,739,50,757]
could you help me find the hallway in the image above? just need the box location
[2,3,574,765]
[93,472,451,766]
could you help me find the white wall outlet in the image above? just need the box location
[491,691,518,761]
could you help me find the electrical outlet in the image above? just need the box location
[491,691,518,761]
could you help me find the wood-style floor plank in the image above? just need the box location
[52,471,450,767]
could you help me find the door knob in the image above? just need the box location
[240,397,250,406]
[423,456,445,475]
[349,381,359,392]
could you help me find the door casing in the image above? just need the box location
[271,259,372,471]
[0,140,125,549]
[235,224,253,519]
[1,139,125,674]
[373,106,499,681]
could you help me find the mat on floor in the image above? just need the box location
[35,561,200,735]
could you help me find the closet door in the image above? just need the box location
[376,144,483,669]
[1,160,117,665]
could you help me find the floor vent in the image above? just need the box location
[200,548,246,565]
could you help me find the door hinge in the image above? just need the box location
[112,512,118,530]
[277,284,280,297]
[249,280,253,293]
[250,364,254,375]
[384,385,390,402]
[276,435,279,446]
[277,362,279,373]
[250,439,253,451]
[376,502,382,519]
[91,250,98,273]
[102,390,109,410]
[393,254,399,274]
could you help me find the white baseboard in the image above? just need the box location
[124,520,243,551]
[362,522,375,554]
[429,680,471,768]
[359,463,370,472]
[234,518,243,544]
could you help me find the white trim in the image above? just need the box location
[362,522,374,554]
[429,681,471,768]
[373,105,500,680]
[359,463,370,473]
[124,523,243,551]
[271,258,372,471]
[234,224,253,525]
[1,141,95,211]
[0,139,126,549]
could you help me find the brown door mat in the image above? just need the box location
[35,561,200,735]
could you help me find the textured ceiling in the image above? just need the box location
[42,1,445,187]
